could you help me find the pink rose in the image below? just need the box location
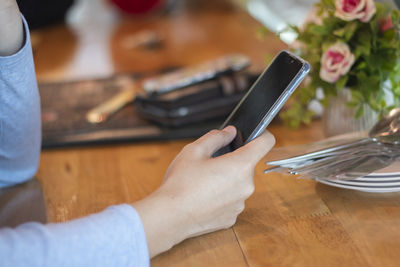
[380,16,393,31]
[335,0,376,22]
[320,43,355,83]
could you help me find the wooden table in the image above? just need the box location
[33,0,400,266]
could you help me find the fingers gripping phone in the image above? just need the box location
[214,51,310,157]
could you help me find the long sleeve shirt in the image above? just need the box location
[0,17,149,267]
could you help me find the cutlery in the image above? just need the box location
[264,107,400,180]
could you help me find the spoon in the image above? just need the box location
[369,107,400,144]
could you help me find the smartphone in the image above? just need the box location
[214,50,310,156]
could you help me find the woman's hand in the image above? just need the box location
[133,126,275,257]
[0,0,23,56]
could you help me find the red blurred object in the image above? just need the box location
[380,16,394,32]
[110,0,164,14]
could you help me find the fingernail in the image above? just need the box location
[222,125,236,134]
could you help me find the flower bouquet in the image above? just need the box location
[281,0,400,129]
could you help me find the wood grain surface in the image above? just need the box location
[32,0,400,266]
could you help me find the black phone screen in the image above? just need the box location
[221,51,304,152]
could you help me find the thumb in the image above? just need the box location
[232,130,275,164]
[191,126,237,157]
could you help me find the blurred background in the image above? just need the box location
[18,0,398,39]
[15,0,400,147]
[19,0,400,81]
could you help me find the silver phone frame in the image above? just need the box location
[220,50,310,145]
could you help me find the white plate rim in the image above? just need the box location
[318,178,400,187]
[360,172,400,177]
[352,176,400,182]
[316,178,400,193]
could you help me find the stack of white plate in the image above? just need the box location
[316,162,400,193]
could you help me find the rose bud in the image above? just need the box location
[320,42,355,83]
[380,16,393,32]
[335,0,376,23]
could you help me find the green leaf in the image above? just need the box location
[351,90,364,102]
[322,42,335,51]
[370,17,379,30]
[336,75,348,90]
[320,0,335,8]
[369,98,380,111]
[320,97,330,106]
[393,85,400,96]
[333,27,346,38]
[309,24,329,36]
[383,28,396,41]
[354,61,367,70]
[379,98,387,109]
[354,41,371,57]
[333,22,358,41]
[346,101,359,108]
[355,105,364,118]
[344,22,359,41]
[354,30,372,57]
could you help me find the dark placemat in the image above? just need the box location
[40,75,222,149]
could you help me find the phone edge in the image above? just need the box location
[245,51,310,143]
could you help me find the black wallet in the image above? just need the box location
[134,72,258,127]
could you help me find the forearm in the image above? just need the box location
[0,0,23,56]
[0,204,149,266]
[0,15,41,187]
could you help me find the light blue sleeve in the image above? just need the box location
[0,17,150,266]
[0,16,41,188]
[0,204,150,267]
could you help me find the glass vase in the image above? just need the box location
[322,89,378,137]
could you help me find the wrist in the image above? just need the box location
[132,191,188,257]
